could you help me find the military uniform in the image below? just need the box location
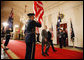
[37,33,40,42]
[1,29,5,44]
[41,29,50,56]
[1,30,5,39]
[4,29,11,47]
[24,13,41,59]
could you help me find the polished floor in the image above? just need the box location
[1,48,9,59]
[1,41,83,59]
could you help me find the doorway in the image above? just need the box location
[56,23,68,46]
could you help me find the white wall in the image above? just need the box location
[40,1,83,48]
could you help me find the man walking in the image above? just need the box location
[47,28,56,52]
[41,26,50,56]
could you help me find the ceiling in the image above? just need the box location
[1,1,64,27]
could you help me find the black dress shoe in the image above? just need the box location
[42,53,46,56]
[45,53,49,56]
[53,50,57,52]
[38,41,40,43]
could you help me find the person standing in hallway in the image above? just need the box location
[24,13,41,59]
[1,27,5,44]
[62,30,68,47]
[19,34,20,40]
[47,28,57,52]
[4,27,11,50]
[41,26,50,56]
[58,29,63,48]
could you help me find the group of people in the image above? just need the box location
[24,13,68,59]
[58,29,68,48]
[1,13,68,59]
[24,13,58,59]
[41,26,56,56]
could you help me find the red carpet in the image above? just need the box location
[2,40,83,59]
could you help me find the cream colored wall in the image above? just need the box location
[39,1,83,48]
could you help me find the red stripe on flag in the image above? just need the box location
[37,1,43,5]
[34,1,44,33]
[34,1,44,23]
[38,11,44,24]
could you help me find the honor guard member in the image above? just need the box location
[4,27,11,50]
[1,27,5,44]
[36,32,40,43]
[24,13,41,59]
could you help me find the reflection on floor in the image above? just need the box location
[1,41,83,59]
[1,48,9,59]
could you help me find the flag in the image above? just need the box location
[57,21,60,32]
[70,20,75,39]
[34,1,44,24]
[34,1,44,33]
[58,16,61,22]
[8,8,13,32]
[57,12,62,32]
[57,15,61,32]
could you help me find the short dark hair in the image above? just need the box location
[27,13,35,17]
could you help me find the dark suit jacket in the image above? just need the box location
[63,32,68,39]
[47,31,52,42]
[41,29,48,42]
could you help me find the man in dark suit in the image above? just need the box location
[24,13,41,59]
[62,30,68,47]
[41,26,50,56]
[58,29,63,48]
[47,28,56,52]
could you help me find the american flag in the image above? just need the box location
[57,21,60,32]
[34,1,44,33]
[57,12,61,32]
[34,1,44,24]
[8,8,13,32]
[70,20,75,39]
[57,17,61,32]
